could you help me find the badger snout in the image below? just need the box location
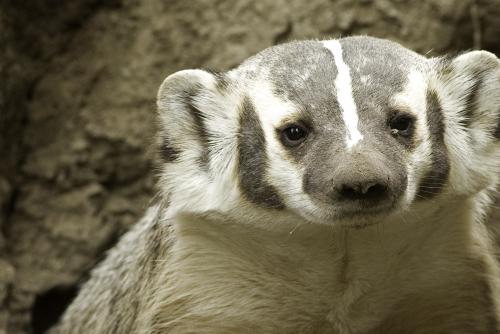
[330,161,391,204]
[303,148,407,215]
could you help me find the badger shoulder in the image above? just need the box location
[49,204,174,334]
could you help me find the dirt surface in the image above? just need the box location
[1,0,499,333]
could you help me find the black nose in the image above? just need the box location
[337,180,389,202]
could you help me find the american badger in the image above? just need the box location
[52,37,500,334]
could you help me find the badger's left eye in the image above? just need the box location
[389,114,415,137]
[280,124,309,147]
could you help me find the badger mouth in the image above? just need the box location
[332,204,399,228]
[301,195,403,228]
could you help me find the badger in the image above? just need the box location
[51,36,500,334]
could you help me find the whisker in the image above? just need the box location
[288,223,301,236]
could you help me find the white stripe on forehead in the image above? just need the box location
[322,40,364,149]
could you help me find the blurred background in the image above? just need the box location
[1,0,499,333]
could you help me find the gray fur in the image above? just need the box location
[340,37,421,111]
[339,37,422,153]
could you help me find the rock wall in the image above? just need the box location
[1,0,499,333]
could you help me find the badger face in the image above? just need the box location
[157,36,500,228]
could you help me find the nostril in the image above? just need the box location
[363,183,388,200]
[339,182,388,201]
[339,184,359,200]
[360,182,378,195]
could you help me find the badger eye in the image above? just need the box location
[280,124,308,147]
[389,114,415,137]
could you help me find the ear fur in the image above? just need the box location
[431,51,500,195]
[157,69,218,167]
[438,51,499,137]
[156,69,240,211]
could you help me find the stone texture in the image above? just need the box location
[1,0,499,333]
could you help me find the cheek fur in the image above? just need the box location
[266,145,320,213]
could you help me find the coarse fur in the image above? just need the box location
[51,36,500,334]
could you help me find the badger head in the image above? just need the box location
[157,36,500,229]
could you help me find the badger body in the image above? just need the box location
[52,37,500,334]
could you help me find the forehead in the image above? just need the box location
[239,37,427,116]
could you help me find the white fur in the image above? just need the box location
[129,196,499,334]
[322,40,364,149]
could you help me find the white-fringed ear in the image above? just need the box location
[431,51,500,195]
[438,51,500,137]
[157,69,215,166]
[156,69,230,169]
[156,69,241,210]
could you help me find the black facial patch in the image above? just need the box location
[183,86,210,168]
[159,137,180,163]
[416,90,450,200]
[237,96,284,209]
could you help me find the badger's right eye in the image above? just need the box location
[389,113,415,137]
[280,124,308,147]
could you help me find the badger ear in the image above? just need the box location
[436,50,500,139]
[156,69,232,170]
[431,51,500,194]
